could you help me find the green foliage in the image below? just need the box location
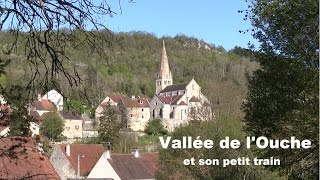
[64,99,85,114]
[40,112,65,141]
[243,0,319,179]
[157,114,285,179]
[98,103,123,145]
[145,119,167,136]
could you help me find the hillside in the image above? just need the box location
[0,31,257,114]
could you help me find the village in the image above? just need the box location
[0,42,212,179]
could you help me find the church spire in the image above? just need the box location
[156,40,173,94]
[158,40,171,79]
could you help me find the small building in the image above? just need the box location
[41,89,64,111]
[118,96,151,131]
[0,137,59,179]
[88,150,159,180]
[50,144,104,179]
[59,110,83,139]
[95,94,127,120]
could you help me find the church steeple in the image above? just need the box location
[156,41,173,94]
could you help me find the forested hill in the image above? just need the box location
[0,31,257,113]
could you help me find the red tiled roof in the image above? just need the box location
[33,99,56,111]
[59,110,82,120]
[109,153,159,179]
[120,97,150,108]
[59,144,104,176]
[157,94,183,105]
[109,94,128,103]
[0,137,59,179]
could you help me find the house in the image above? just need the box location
[41,89,64,111]
[95,94,128,119]
[50,143,104,179]
[150,41,212,131]
[0,137,59,179]
[118,96,151,131]
[88,150,159,180]
[59,110,83,139]
[29,99,56,136]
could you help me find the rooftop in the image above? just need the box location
[0,137,59,179]
[59,144,104,177]
[120,97,150,108]
[159,83,188,94]
[109,153,159,180]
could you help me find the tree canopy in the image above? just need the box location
[242,0,319,179]
[40,112,64,141]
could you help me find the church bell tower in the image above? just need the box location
[156,41,173,94]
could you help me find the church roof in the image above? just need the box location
[159,83,189,93]
[157,94,183,105]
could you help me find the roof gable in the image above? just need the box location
[59,144,104,176]
[109,153,159,179]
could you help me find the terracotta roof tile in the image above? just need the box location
[157,95,183,105]
[59,144,104,176]
[33,99,56,111]
[120,97,150,108]
[109,94,128,103]
[109,153,159,179]
[159,83,188,93]
[0,137,59,179]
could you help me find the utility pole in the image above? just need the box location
[77,154,80,177]
[77,154,85,178]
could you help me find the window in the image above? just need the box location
[130,114,133,117]
[164,81,167,85]
[142,109,144,111]
[66,127,70,131]
[142,116,144,118]
[75,125,79,130]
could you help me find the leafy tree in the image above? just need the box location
[145,119,167,136]
[242,0,319,179]
[157,114,284,179]
[64,99,85,114]
[98,103,123,145]
[40,112,64,141]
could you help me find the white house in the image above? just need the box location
[41,89,64,111]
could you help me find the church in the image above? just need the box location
[150,41,212,131]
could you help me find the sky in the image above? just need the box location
[104,0,259,50]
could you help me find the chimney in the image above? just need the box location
[66,144,71,156]
[37,93,42,100]
[133,149,139,158]
[131,95,135,99]
[104,150,111,159]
